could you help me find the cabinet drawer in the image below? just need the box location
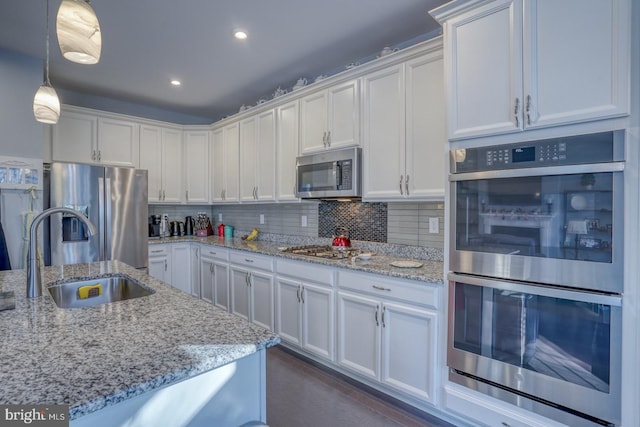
[148,244,169,257]
[276,259,334,286]
[444,385,566,427]
[199,245,229,261]
[230,251,274,272]
[338,270,439,309]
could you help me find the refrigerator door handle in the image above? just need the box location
[98,177,106,261]
[105,177,113,260]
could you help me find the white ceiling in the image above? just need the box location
[0,0,446,121]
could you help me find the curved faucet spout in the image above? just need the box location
[27,207,97,298]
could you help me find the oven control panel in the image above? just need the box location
[451,131,621,173]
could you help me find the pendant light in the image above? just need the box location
[33,0,60,124]
[56,0,102,64]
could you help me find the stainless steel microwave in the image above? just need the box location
[295,147,361,199]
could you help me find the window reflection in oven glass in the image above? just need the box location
[454,172,614,263]
[453,282,611,392]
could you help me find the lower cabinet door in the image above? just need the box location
[301,283,334,361]
[276,278,302,345]
[148,255,169,283]
[199,257,215,304]
[213,262,229,311]
[230,267,251,321]
[380,302,437,403]
[170,245,191,294]
[250,271,274,331]
[337,291,380,380]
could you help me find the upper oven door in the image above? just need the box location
[449,132,624,292]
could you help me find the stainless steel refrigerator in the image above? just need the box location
[48,162,148,270]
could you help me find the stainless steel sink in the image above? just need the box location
[48,274,154,308]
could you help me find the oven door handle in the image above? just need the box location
[449,161,624,181]
[447,273,622,306]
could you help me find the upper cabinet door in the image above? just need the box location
[299,79,360,154]
[52,110,97,164]
[276,100,300,201]
[183,130,209,203]
[445,0,523,140]
[97,117,139,167]
[255,109,276,201]
[522,0,630,129]
[239,116,258,202]
[362,65,405,200]
[435,0,630,140]
[327,79,360,150]
[139,125,163,203]
[210,128,225,203]
[299,90,328,154]
[160,128,183,203]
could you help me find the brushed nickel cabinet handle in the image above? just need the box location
[514,97,520,128]
[158,189,162,200]
[300,287,305,304]
[327,131,331,147]
[399,176,403,195]
[405,175,409,196]
[382,305,386,328]
[372,285,391,291]
[374,305,379,326]
[526,94,532,125]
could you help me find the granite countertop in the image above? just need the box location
[150,236,445,284]
[0,260,279,420]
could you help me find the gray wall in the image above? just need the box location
[0,49,47,158]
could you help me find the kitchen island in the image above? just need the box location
[0,260,279,426]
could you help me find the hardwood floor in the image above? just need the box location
[266,346,456,427]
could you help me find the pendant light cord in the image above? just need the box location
[45,0,50,86]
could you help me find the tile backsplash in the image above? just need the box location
[318,201,387,242]
[149,200,444,249]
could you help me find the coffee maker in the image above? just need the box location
[148,215,162,238]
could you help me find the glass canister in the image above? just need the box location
[224,225,234,238]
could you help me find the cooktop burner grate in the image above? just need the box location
[283,245,362,260]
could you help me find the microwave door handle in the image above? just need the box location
[336,162,342,189]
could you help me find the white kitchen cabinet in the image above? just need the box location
[52,107,139,167]
[337,271,439,404]
[97,117,139,167]
[363,41,445,201]
[299,79,360,154]
[148,244,171,283]
[183,130,209,204]
[229,251,274,330]
[275,100,300,201]
[210,122,240,203]
[190,244,200,297]
[170,244,191,294]
[432,0,630,140]
[239,110,276,202]
[140,124,183,203]
[275,259,335,361]
[199,246,230,311]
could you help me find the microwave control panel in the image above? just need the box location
[452,131,621,173]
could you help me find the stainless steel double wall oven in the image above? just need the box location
[447,131,624,427]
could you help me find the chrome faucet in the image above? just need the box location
[27,207,97,298]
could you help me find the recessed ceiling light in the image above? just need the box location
[170,79,181,86]
[234,30,248,40]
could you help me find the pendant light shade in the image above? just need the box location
[56,0,102,64]
[34,0,60,124]
[33,84,61,124]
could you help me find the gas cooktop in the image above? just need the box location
[282,245,362,260]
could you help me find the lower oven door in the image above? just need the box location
[448,273,621,426]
